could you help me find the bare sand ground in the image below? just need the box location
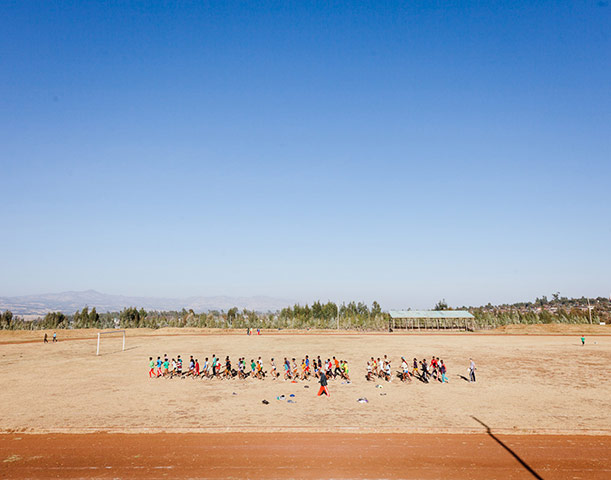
[1,323,609,344]
[0,329,609,434]
[1,433,610,479]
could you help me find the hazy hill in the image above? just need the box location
[0,290,293,315]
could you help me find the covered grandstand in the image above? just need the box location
[388,310,475,331]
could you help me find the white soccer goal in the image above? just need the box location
[96,330,126,355]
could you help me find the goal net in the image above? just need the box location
[96,330,126,355]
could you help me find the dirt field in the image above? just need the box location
[0,328,609,434]
[1,323,609,344]
[1,328,610,478]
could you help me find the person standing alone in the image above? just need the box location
[469,358,476,383]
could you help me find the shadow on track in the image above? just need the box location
[471,416,544,480]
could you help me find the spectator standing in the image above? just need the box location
[469,358,476,382]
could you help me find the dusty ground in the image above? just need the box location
[492,323,610,335]
[1,323,609,344]
[1,328,609,478]
[0,329,609,434]
[1,432,610,479]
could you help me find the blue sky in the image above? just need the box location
[1,1,609,308]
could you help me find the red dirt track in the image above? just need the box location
[1,433,610,479]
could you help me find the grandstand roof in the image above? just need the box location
[389,310,474,319]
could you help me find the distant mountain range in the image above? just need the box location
[0,290,294,315]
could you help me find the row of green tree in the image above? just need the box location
[0,301,388,330]
[471,308,606,325]
[1,297,608,331]
[0,307,116,330]
[474,294,610,310]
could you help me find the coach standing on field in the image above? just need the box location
[469,358,476,382]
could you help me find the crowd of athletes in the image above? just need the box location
[148,353,458,384]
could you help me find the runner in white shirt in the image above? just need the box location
[202,358,209,378]
[401,357,411,383]
[270,358,277,379]
[366,361,373,381]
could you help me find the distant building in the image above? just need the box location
[388,310,475,331]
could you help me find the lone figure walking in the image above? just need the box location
[469,358,476,383]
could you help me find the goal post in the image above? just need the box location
[96,330,126,355]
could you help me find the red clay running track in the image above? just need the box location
[1,433,610,479]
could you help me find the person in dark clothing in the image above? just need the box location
[469,358,476,382]
[318,371,330,396]
[420,360,429,383]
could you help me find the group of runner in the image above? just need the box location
[148,354,351,381]
[366,355,449,383]
[279,356,350,381]
[148,353,466,386]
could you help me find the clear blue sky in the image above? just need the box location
[1,1,609,309]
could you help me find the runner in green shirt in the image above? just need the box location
[342,360,350,381]
[212,355,218,376]
[148,357,155,378]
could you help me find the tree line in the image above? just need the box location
[0,296,608,331]
[470,308,605,326]
[0,301,388,330]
